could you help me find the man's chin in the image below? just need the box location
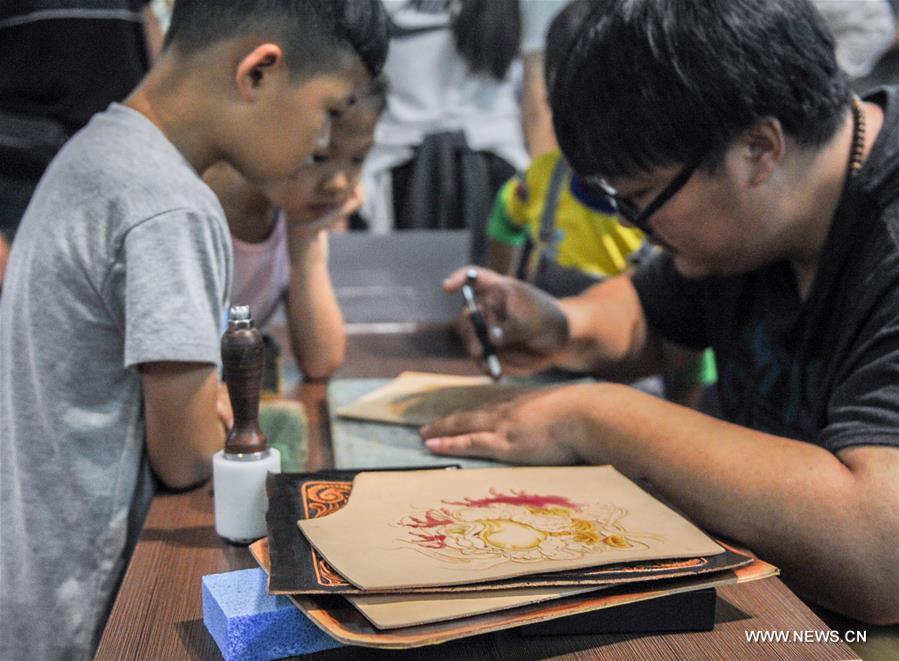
[672,256,714,279]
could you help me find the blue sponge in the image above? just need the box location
[202,568,343,660]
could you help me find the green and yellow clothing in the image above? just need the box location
[487,151,644,279]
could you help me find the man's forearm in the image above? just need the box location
[553,276,663,379]
[561,382,899,623]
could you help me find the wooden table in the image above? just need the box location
[96,328,858,660]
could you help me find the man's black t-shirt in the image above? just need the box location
[632,86,899,452]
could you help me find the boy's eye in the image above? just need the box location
[327,107,342,119]
[351,156,365,165]
[312,153,329,164]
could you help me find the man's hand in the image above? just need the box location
[443,267,569,375]
[420,385,585,464]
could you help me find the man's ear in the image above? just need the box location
[235,43,284,101]
[741,117,785,186]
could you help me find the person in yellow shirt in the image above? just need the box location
[487,150,646,297]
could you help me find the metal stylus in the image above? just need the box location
[461,269,503,381]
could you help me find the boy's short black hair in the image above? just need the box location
[164,0,388,79]
[550,0,851,179]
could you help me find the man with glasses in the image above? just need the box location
[423,0,899,625]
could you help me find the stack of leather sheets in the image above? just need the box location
[250,465,777,648]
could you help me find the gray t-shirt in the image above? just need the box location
[0,103,232,660]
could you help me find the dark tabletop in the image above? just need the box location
[95,328,857,660]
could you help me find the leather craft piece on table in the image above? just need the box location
[334,371,537,427]
[263,468,751,595]
[250,536,777,642]
[298,466,725,591]
[328,379,498,470]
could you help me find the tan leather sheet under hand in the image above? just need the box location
[334,371,536,427]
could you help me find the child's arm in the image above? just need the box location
[0,232,9,293]
[141,362,229,489]
[486,179,528,275]
[521,52,558,157]
[487,239,523,276]
[283,224,346,379]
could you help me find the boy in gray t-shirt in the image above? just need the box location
[0,2,388,658]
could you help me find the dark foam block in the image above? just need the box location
[519,588,718,636]
[202,568,342,660]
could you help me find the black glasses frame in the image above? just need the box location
[582,157,704,235]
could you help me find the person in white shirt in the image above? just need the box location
[361,0,566,263]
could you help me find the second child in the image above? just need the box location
[204,80,387,381]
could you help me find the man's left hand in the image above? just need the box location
[419,385,585,465]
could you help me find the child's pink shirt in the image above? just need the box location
[231,210,290,327]
[230,183,363,327]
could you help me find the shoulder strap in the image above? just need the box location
[538,158,570,246]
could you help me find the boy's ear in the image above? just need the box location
[740,117,785,187]
[235,43,285,101]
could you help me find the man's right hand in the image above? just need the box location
[443,267,569,375]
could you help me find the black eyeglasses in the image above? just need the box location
[581,156,704,235]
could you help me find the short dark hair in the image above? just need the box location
[544,0,593,91]
[452,0,521,80]
[550,0,851,179]
[164,0,388,79]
